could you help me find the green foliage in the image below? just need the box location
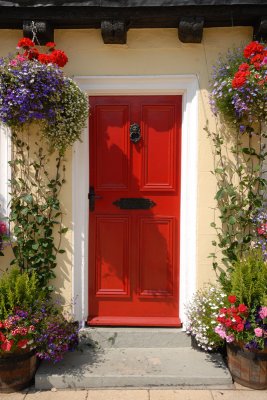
[230,250,267,308]
[0,266,44,319]
[3,131,68,291]
[206,122,267,285]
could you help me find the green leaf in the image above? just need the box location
[32,244,39,250]
[228,216,236,225]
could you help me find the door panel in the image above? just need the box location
[88,95,182,327]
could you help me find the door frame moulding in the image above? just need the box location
[0,124,11,219]
[72,75,199,328]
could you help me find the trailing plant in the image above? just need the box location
[0,37,88,291]
[207,41,267,286]
[229,250,267,308]
[185,284,227,351]
[2,132,67,291]
[0,266,44,319]
[0,38,88,155]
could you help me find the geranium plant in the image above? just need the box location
[0,38,88,154]
[210,40,267,131]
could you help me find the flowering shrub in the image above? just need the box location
[215,295,267,350]
[0,38,88,154]
[186,285,227,351]
[210,41,267,131]
[0,302,79,362]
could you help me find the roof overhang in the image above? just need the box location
[1,1,266,43]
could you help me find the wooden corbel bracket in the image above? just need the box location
[178,17,204,44]
[101,20,127,44]
[254,18,267,41]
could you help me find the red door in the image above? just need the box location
[88,95,182,326]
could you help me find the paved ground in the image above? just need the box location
[0,386,267,400]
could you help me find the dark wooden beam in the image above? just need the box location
[23,21,54,45]
[178,17,204,43]
[254,17,267,41]
[101,21,127,44]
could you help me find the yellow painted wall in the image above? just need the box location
[0,27,253,305]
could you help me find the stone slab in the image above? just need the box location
[211,390,267,400]
[25,391,87,400]
[150,390,213,400]
[35,346,232,390]
[79,328,191,348]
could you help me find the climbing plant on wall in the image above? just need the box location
[207,41,267,287]
[0,38,88,291]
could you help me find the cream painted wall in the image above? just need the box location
[0,27,253,306]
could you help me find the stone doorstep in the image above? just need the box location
[35,346,233,390]
[79,327,191,348]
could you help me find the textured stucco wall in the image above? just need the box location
[0,27,253,307]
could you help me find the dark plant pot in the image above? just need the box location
[0,350,38,393]
[227,342,267,390]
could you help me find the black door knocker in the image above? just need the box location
[130,123,141,143]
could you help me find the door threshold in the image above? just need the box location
[87,316,182,327]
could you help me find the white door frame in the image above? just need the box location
[72,75,199,328]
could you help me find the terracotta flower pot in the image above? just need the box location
[226,342,267,390]
[0,350,38,393]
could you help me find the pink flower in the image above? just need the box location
[226,334,235,343]
[215,325,226,339]
[259,306,267,319]
[0,221,7,235]
[254,327,263,337]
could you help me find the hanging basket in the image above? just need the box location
[0,350,38,393]
[227,342,267,390]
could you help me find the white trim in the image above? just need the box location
[0,124,11,219]
[72,75,199,327]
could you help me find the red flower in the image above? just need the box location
[1,339,14,352]
[254,62,261,70]
[238,304,248,313]
[238,63,250,71]
[225,318,232,327]
[26,47,39,60]
[258,80,265,86]
[38,54,53,64]
[46,42,56,48]
[228,295,237,304]
[17,38,35,49]
[236,323,244,332]
[217,316,226,324]
[232,71,250,88]
[17,339,28,349]
[51,50,68,67]
[250,53,264,64]
[244,41,264,58]
[234,315,242,324]
[0,332,5,342]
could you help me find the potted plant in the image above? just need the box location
[214,250,267,389]
[0,267,79,392]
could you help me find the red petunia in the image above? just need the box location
[250,53,264,64]
[244,41,264,59]
[0,332,5,342]
[228,295,237,304]
[1,339,14,352]
[46,42,56,48]
[17,339,28,349]
[50,50,68,67]
[17,38,35,49]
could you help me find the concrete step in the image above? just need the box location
[79,327,191,348]
[35,345,233,390]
